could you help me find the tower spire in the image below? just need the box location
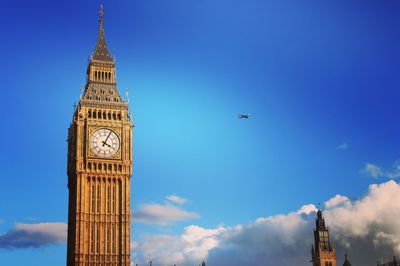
[343,251,352,266]
[99,4,104,30]
[92,4,113,62]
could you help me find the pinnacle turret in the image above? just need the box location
[343,252,352,266]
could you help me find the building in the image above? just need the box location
[66,5,133,266]
[311,209,336,266]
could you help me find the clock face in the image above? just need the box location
[90,128,120,158]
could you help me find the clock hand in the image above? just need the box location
[102,130,112,146]
[102,141,111,148]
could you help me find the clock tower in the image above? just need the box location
[66,6,132,266]
[311,209,336,266]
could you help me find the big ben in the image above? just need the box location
[66,6,132,266]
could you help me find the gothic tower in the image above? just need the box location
[66,6,132,266]
[311,209,336,266]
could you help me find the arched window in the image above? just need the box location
[112,185,115,213]
[117,113,121,120]
[91,184,95,212]
[98,111,101,118]
[103,112,107,119]
[118,165,122,172]
[96,226,100,253]
[103,163,107,171]
[113,164,117,172]
[93,111,96,118]
[97,185,101,213]
[88,162,92,170]
[108,112,111,120]
[91,224,95,253]
[112,224,115,253]
[108,164,112,171]
[107,186,111,213]
[112,113,116,120]
[98,163,102,171]
[93,163,97,171]
[106,226,110,253]
[88,110,92,118]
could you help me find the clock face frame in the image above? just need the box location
[89,128,120,158]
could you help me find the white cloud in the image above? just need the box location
[363,161,400,179]
[0,222,67,249]
[132,203,199,226]
[166,194,188,205]
[325,181,400,238]
[133,180,400,266]
[387,161,400,179]
[133,225,225,265]
[364,163,383,178]
[338,143,348,150]
[133,205,314,265]
[324,194,351,209]
[296,204,317,215]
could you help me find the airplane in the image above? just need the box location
[238,114,251,119]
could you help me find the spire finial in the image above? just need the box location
[126,88,130,105]
[99,4,104,29]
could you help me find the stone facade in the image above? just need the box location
[66,6,132,266]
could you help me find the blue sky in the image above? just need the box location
[1,0,400,265]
